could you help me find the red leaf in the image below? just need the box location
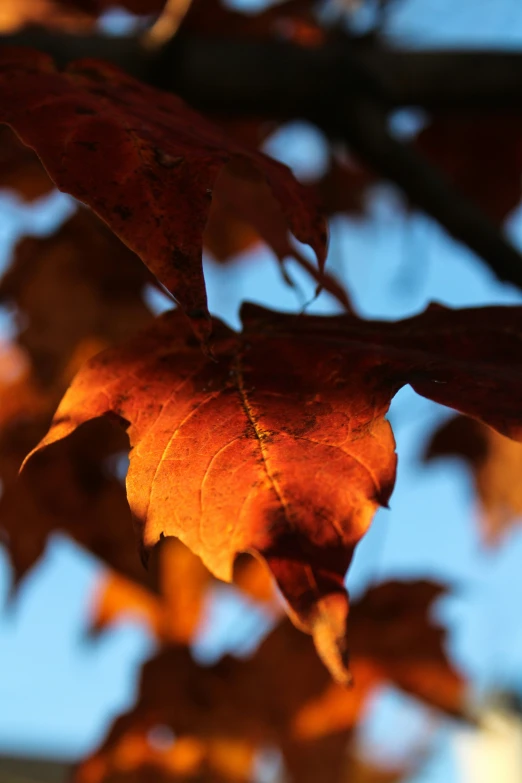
[0,48,327,342]
[24,302,522,681]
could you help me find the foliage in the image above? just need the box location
[1,1,522,781]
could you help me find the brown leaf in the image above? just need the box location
[0,210,154,385]
[425,414,522,544]
[0,49,327,342]
[0,210,156,583]
[24,301,522,681]
[417,113,522,223]
[3,415,146,584]
[0,126,54,201]
[76,580,462,783]
[348,581,464,716]
[90,537,210,643]
[90,547,279,642]
[206,164,352,309]
[312,155,373,219]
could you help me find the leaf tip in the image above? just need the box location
[311,591,353,686]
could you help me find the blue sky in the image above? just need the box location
[1,2,522,781]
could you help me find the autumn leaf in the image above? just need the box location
[76,580,462,783]
[0,339,149,584]
[347,580,464,716]
[90,537,210,644]
[0,48,327,341]
[424,414,522,544]
[0,210,159,582]
[2,414,150,585]
[312,154,373,219]
[24,301,520,680]
[417,113,522,223]
[0,126,54,201]
[0,210,153,385]
[205,164,352,309]
[90,547,279,643]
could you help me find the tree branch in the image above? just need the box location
[3,27,522,292]
[331,100,522,290]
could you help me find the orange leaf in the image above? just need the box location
[24,301,516,680]
[425,414,522,545]
[76,580,462,783]
[0,210,153,385]
[0,49,327,342]
[90,537,210,644]
[90,548,279,642]
[0,126,54,201]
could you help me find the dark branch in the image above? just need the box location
[331,101,522,290]
[3,27,522,292]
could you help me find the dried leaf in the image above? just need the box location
[3,415,145,584]
[313,155,372,219]
[0,126,54,201]
[425,414,522,544]
[210,164,352,309]
[0,210,153,385]
[76,580,462,783]
[0,49,327,341]
[91,546,279,642]
[23,301,505,679]
[417,113,522,223]
[90,537,210,643]
[0,210,156,581]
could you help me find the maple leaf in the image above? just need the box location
[204,164,352,310]
[24,301,519,680]
[0,211,158,583]
[75,580,462,783]
[0,126,54,201]
[424,414,522,544]
[417,113,522,223]
[2,413,148,585]
[0,210,153,385]
[90,548,279,642]
[0,49,327,341]
[312,154,373,219]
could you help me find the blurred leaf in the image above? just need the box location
[417,113,522,223]
[0,48,327,342]
[76,580,462,783]
[0,210,153,385]
[90,547,279,643]
[25,302,522,680]
[0,126,54,201]
[425,414,522,544]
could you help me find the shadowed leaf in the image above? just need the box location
[76,580,462,783]
[0,48,327,341]
[425,414,522,544]
[23,301,516,679]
